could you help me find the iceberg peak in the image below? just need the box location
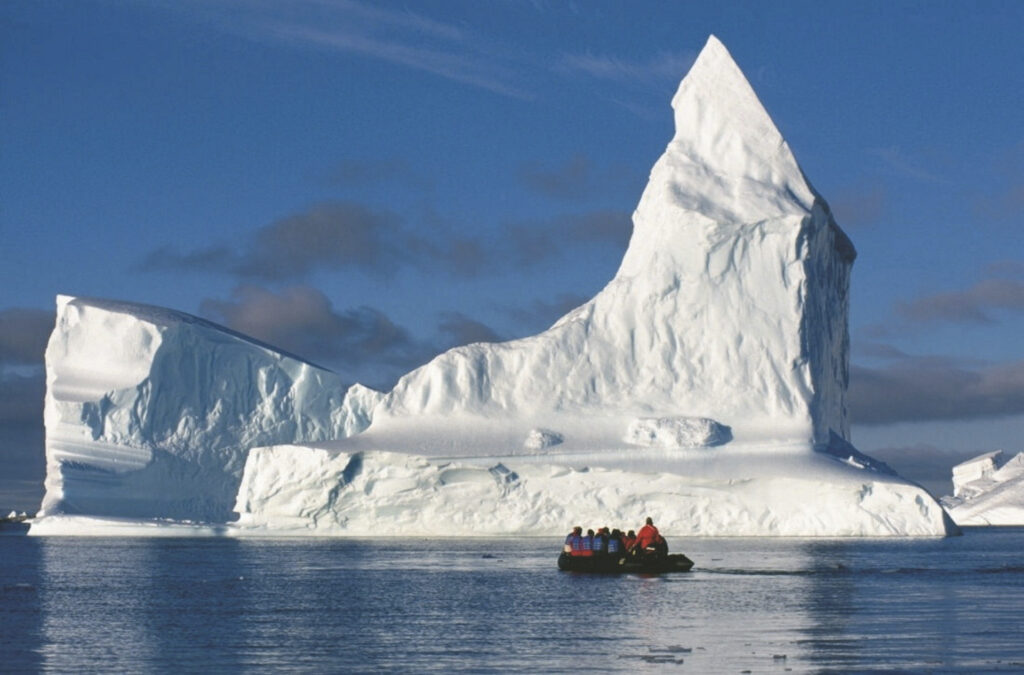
[671,35,805,185]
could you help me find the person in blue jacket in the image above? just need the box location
[563,526,584,555]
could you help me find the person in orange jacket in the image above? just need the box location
[634,517,667,558]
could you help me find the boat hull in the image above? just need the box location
[557,552,694,574]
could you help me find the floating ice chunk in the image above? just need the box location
[523,428,564,451]
[624,417,732,449]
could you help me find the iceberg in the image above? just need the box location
[31,36,956,537]
[38,295,380,522]
[941,451,1024,526]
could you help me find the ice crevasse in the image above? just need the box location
[30,36,957,537]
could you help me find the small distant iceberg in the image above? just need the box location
[941,451,1024,526]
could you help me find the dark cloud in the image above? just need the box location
[507,209,632,265]
[0,371,45,425]
[0,308,53,366]
[519,155,595,200]
[436,311,503,348]
[237,202,410,280]
[326,158,429,190]
[850,359,1024,425]
[896,278,1024,324]
[200,284,434,388]
[143,201,415,281]
[829,182,887,229]
[506,293,590,332]
[984,260,1024,279]
[0,308,51,511]
[144,202,632,282]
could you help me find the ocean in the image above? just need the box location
[3,528,1023,672]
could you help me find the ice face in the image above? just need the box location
[40,295,381,521]
[369,35,854,454]
[943,451,1024,526]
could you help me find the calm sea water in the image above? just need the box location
[3,528,1024,673]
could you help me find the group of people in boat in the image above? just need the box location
[563,517,668,559]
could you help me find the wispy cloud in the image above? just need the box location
[166,0,531,98]
[559,50,696,88]
[869,147,952,185]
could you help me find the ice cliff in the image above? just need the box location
[941,451,1024,526]
[39,295,380,521]
[32,36,956,536]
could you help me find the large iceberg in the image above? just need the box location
[31,36,956,537]
[941,451,1024,526]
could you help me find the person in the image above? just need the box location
[580,528,595,557]
[592,527,608,555]
[622,529,637,552]
[634,517,667,558]
[607,529,625,559]
[564,526,583,555]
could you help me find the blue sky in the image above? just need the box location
[2,0,1023,508]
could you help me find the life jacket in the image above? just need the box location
[565,533,584,555]
[580,535,594,556]
[592,533,607,554]
[607,537,621,554]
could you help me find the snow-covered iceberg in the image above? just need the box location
[32,36,956,537]
[38,295,380,522]
[941,451,1024,526]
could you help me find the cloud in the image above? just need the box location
[864,443,984,497]
[985,260,1024,279]
[896,278,1024,324]
[326,158,429,190]
[436,311,503,348]
[869,147,951,185]
[507,209,633,265]
[506,293,590,332]
[167,0,531,98]
[0,371,45,425]
[144,202,632,282]
[199,285,433,388]
[0,308,54,367]
[559,50,696,88]
[519,154,595,200]
[143,201,413,281]
[849,359,1024,425]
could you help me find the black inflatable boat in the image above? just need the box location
[557,552,694,574]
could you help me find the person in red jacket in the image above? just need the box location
[634,517,667,558]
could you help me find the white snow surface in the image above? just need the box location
[228,444,950,537]
[39,295,380,521]
[942,451,1024,526]
[32,36,955,536]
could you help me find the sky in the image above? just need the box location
[2,0,1023,510]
